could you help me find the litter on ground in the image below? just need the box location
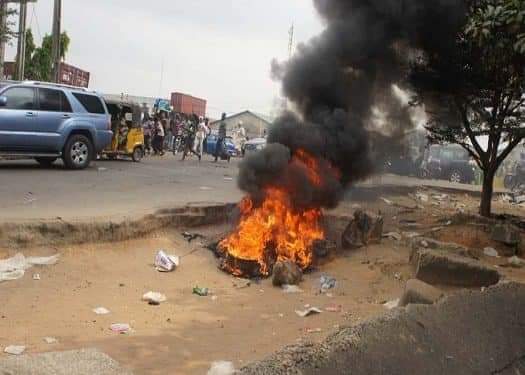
[0,253,59,283]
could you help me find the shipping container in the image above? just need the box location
[2,61,90,88]
[171,92,207,117]
[58,62,90,88]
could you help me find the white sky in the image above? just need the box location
[5,0,323,118]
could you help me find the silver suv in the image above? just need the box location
[0,81,113,169]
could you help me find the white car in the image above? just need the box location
[244,138,267,155]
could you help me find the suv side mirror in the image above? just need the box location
[0,96,6,107]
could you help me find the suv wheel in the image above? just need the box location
[63,134,93,170]
[35,157,57,167]
[449,170,463,184]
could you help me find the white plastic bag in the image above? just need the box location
[207,361,235,375]
[0,253,59,283]
[154,250,179,272]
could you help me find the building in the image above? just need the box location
[210,110,274,139]
[2,62,90,88]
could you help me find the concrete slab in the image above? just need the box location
[241,282,525,375]
[0,348,132,375]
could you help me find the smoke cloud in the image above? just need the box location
[238,0,466,210]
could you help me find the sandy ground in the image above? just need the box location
[1,188,525,374]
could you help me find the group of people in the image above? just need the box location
[141,112,240,162]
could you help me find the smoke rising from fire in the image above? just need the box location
[238,0,466,210]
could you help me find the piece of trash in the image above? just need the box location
[432,194,448,201]
[281,284,303,293]
[383,299,399,310]
[295,307,322,317]
[325,304,342,313]
[142,291,167,305]
[508,256,525,268]
[110,323,130,334]
[43,337,58,344]
[0,253,59,283]
[306,328,323,334]
[97,167,107,172]
[320,275,336,292]
[403,232,421,239]
[154,250,179,272]
[383,232,402,241]
[325,293,333,298]
[207,361,236,375]
[182,232,204,243]
[416,192,429,202]
[4,345,25,355]
[93,307,110,315]
[223,177,233,181]
[380,197,393,205]
[199,186,212,191]
[23,192,36,204]
[32,273,40,280]
[394,272,402,280]
[483,247,500,258]
[232,279,251,289]
[193,286,209,296]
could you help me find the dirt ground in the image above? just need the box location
[1,188,525,375]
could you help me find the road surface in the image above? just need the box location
[0,155,243,222]
[0,155,498,223]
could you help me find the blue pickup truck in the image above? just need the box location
[0,81,113,169]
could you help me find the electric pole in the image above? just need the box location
[51,0,61,83]
[15,0,26,80]
[0,0,7,79]
[288,23,294,59]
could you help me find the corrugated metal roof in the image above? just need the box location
[210,110,275,125]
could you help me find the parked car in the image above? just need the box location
[420,144,476,184]
[244,137,267,156]
[0,81,112,169]
[204,135,238,157]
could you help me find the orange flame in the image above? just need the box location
[219,150,326,276]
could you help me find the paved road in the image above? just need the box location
[0,155,497,223]
[0,155,243,222]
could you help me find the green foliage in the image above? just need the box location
[0,6,17,44]
[24,30,70,82]
[410,0,525,215]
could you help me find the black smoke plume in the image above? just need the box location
[238,0,467,210]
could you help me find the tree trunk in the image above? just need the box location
[480,168,496,217]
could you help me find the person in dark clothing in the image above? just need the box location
[214,113,228,162]
[181,120,200,161]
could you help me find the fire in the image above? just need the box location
[219,150,326,276]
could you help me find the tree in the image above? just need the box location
[24,30,70,82]
[0,5,16,44]
[410,0,525,217]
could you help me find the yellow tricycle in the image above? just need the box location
[103,100,145,162]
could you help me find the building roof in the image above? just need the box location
[210,110,275,125]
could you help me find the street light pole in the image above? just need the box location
[51,0,61,83]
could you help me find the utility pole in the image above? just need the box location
[51,0,61,83]
[288,23,294,59]
[15,0,26,80]
[0,0,7,79]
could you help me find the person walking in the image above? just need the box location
[193,116,208,161]
[237,121,247,157]
[181,120,199,161]
[143,118,153,155]
[214,113,228,162]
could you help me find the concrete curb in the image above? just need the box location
[241,282,525,375]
